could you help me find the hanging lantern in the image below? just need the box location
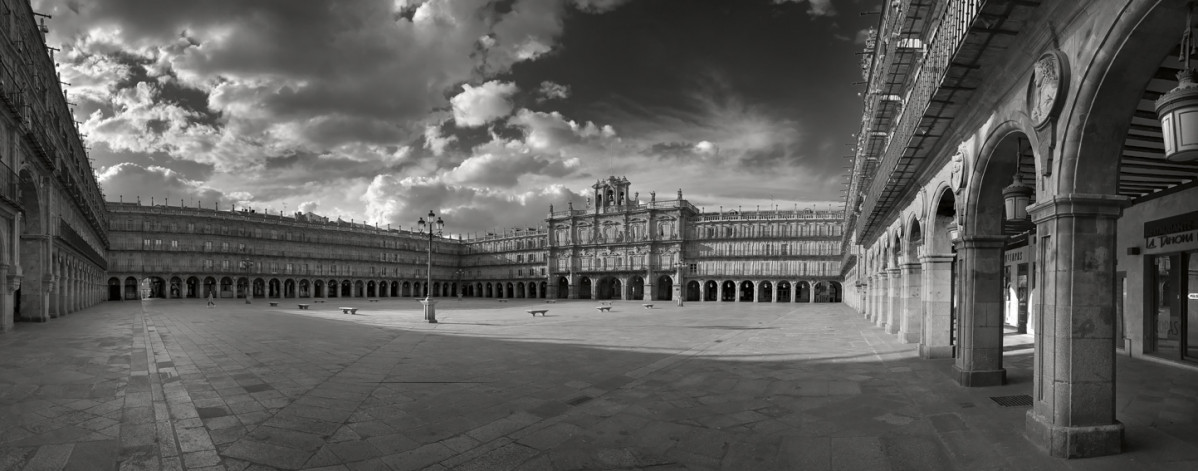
[1003,173,1034,221]
[1156,3,1198,162]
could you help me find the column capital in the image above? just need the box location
[886,267,902,276]
[1028,193,1130,224]
[899,262,922,272]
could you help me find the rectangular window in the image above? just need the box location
[221,242,229,251]
[222,260,229,270]
[204,241,212,251]
[205,259,213,269]
[171,240,178,249]
[154,239,162,248]
[143,239,151,249]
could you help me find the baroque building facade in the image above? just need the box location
[843,0,1198,459]
[0,0,109,332]
[104,176,844,308]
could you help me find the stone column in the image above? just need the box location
[1025,194,1126,458]
[919,254,956,359]
[899,262,922,343]
[736,281,743,303]
[953,235,1007,387]
[772,282,779,303]
[568,273,578,299]
[886,267,901,334]
[873,272,888,328]
[699,280,707,302]
[591,279,599,300]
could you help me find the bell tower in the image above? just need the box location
[592,176,631,214]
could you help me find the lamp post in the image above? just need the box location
[673,260,686,307]
[242,257,254,304]
[418,210,444,323]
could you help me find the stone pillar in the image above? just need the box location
[1025,194,1126,458]
[953,236,1007,387]
[752,281,759,302]
[568,273,578,299]
[699,280,707,302]
[735,281,743,303]
[886,268,901,334]
[643,271,654,301]
[899,262,922,343]
[772,282,779,303]
[590,279,599,300]
[919,254,956,359]
[873,272,888,328]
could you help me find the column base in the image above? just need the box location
[899,331,920,344]
[953,366,1006,387]
[1026,411,1124,459]
[885,324,899,335]
[919,344,954,359]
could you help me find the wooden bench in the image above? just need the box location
[642,304,654,309]
[595,306,612,312]
[297,304,310,310]
[269,302,279,307]
[527,309,548,317]
[339,307,358,315]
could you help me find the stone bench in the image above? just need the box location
[595,306,612,312]
[546,299,556,304]
[642,304,653,309]
[339,307,358,315]
[498,299,509,302]
[297,304,310,310]
[527,309,548,317]
[600,301,613,306]
[368,299,379,302]
[269,302,278,307]
[314,300,326,303]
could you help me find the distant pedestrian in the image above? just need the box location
[206,291,215,308]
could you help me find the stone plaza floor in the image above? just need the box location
[0,298,1195,470]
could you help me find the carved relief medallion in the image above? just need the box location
[1027,51,1068,129]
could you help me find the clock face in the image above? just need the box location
[1028,52,1065,128]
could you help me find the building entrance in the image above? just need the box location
[1150,251,1198,362]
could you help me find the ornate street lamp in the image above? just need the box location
[673,260,686,307]
[242,257,254,304]
[418,210,444,323]
[1156,2,1198,162]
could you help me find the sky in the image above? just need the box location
[35,0,876,235]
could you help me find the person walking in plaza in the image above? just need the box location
[206,291,215,308]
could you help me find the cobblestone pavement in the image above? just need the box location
[0,298,1195,470]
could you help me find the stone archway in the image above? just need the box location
[704,280,718,301]
[738,281,753,302]
[579,277,592,300]
[108,277,121,301]
[686,280,700,301]
[758,281,772,302]
[777,281,791,303]
[186,276,199,298]
[655,275,672,301]
[17,170,48,321]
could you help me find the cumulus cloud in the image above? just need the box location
[571,0,634,13]
[694,140,719,155]
[97,163,233,207]
[361,174,585,234]
[537,81,570,102]
[450,81,519,127]
[772,0,836,17]
[423,124,458,156]
[507,109,616,152]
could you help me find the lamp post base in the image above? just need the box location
[421,298,438,323]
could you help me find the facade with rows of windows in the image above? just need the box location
[106,203,464,302]
[106,177,844,305]
[0,1,110,332]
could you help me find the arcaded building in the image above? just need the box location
[104,176,844,307]
[844,0,1198,459]
[106,203,464,302]
[0,2,109,331]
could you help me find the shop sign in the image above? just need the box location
[1144,210,1198,254]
